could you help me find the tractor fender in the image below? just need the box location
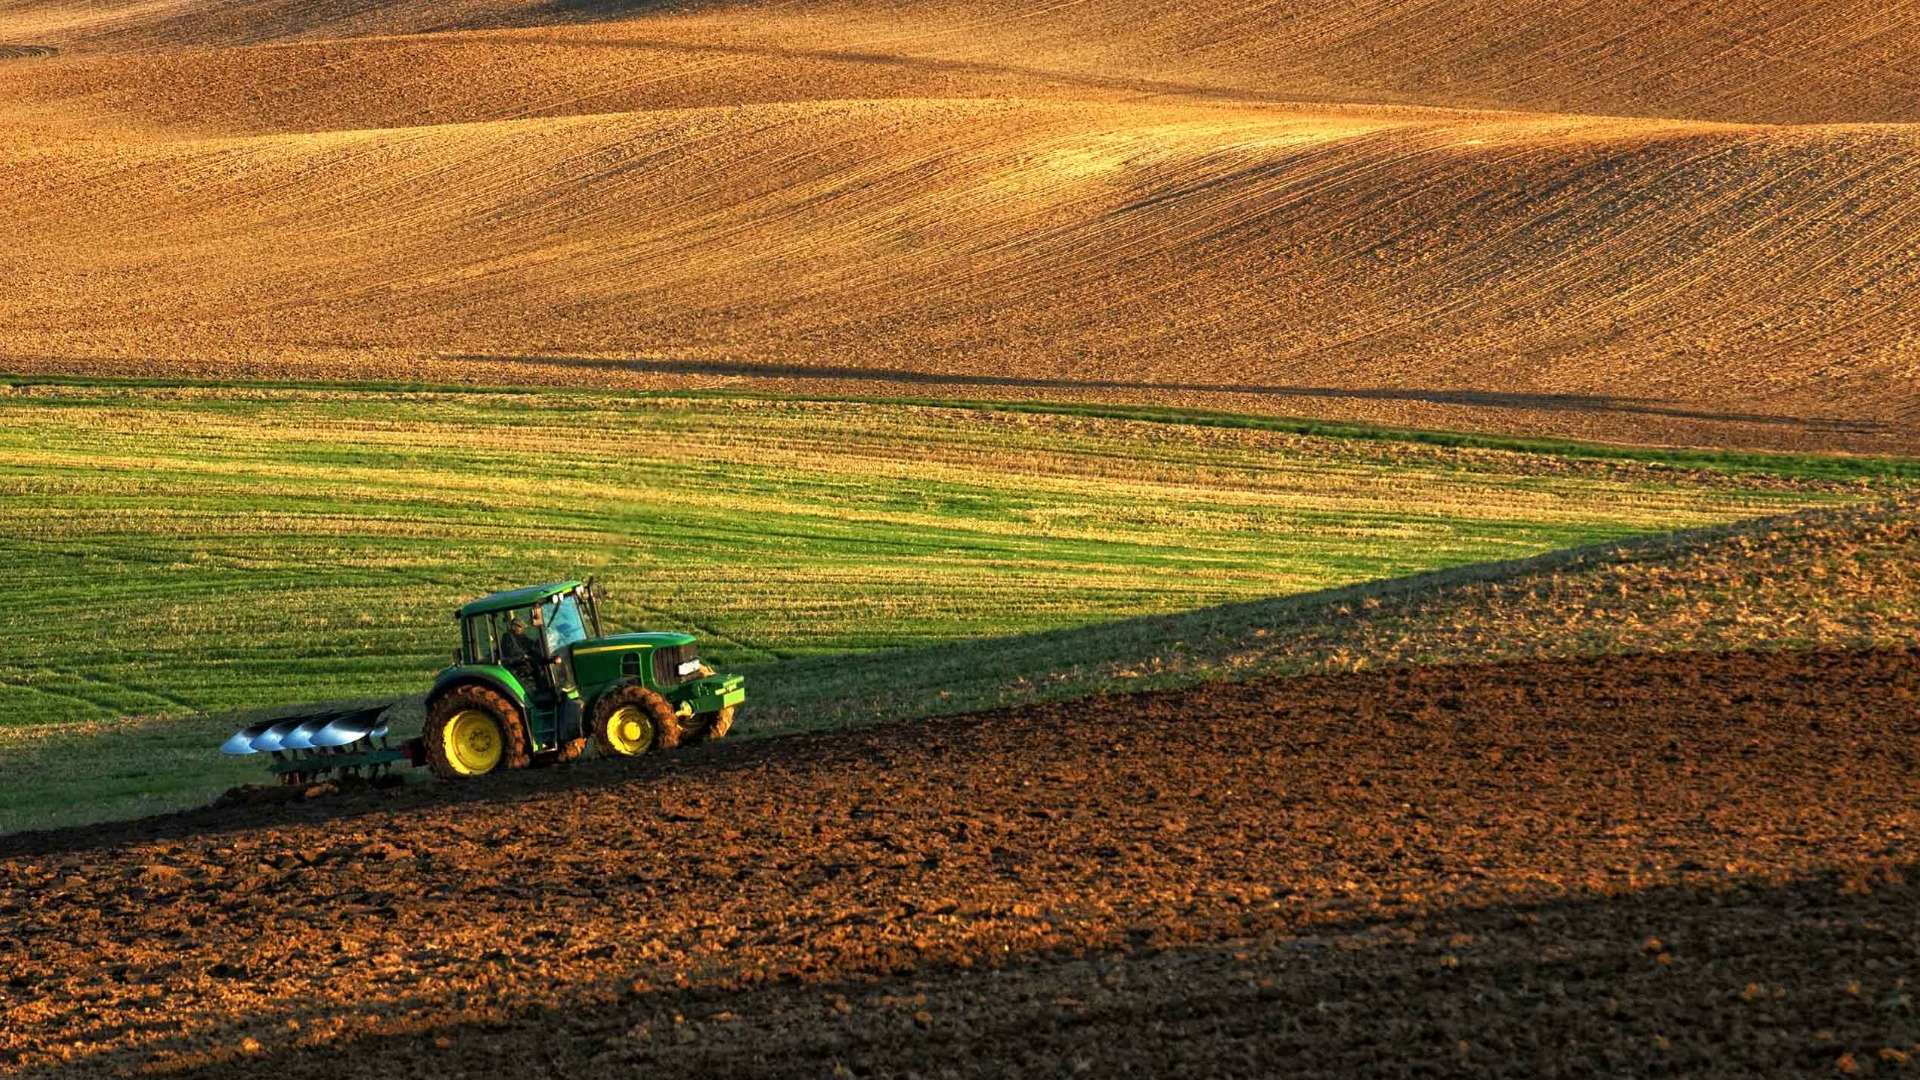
[583,677,659,718]
[428,665,530,717]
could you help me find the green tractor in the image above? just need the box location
[425,579,744,778]
[221,580,745,783]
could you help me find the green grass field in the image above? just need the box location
[0,380,1910,830]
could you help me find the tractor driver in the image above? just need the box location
[498,616,543,683]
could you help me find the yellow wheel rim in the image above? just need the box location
[603,705,654,756]
[443,708,503,776]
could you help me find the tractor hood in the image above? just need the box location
[570,631,696,654]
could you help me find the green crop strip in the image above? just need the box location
[9,374,1915,481]
[0,383,1910,830]
[0,383,1896,730]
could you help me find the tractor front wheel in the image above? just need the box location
[425,685,529,780]
[592,684,681,757]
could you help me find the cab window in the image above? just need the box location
[540,594,589,653]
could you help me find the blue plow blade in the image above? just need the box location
[312,706,392,747]
[222,706,396,755]
[220,719,281,756]
[248,719,306,753]
[278,715,337,751]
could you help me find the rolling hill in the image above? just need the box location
[1,0,1916,450]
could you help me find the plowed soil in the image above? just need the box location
[2,0,1919,451]
[5,648,1917,1077]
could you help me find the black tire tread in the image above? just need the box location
[423,683,530,779]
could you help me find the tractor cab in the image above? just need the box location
[457,583,597,692]
[443,581,597,760]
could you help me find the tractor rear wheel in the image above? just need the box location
[591,684,681,757]
[425,684,529,780]
[686,706,736,744]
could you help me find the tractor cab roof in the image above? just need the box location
[456,581,582,619]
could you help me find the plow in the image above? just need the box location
[220,704,408,787]
[219,579,746,784]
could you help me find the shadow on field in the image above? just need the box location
[512,0,703,25]
[506,31,1357,104]
[0,737,751,858]
[462,354,1891,434]
[97,864,1920,1080]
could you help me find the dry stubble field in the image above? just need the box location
[1,0,1918,448]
